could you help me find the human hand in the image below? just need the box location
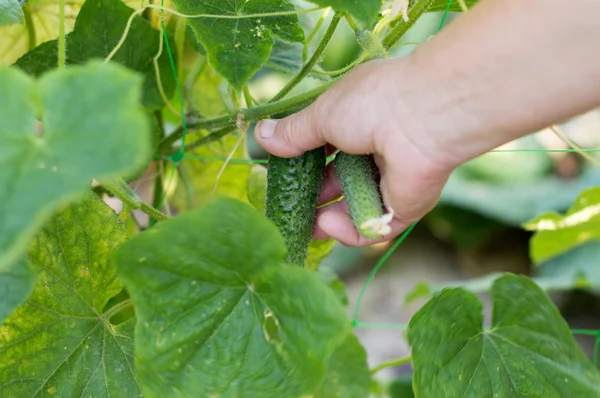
[254,58,456,246]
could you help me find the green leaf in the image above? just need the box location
[388,376,415,398]
[524,187,600,263]
[307,0,380,25]
[179,0,304,90]
[265,39,303,73]
[15,0,174,109]
[428,0,479,12]
[0,62,150,271]
[114,197,352,397]
[0,194,141,397]
[0,258,36,323]
[315,332,371,398]
[408,274,600,397]
[262,38,328,81]
[316,267,349,306]
[0,0,23,26]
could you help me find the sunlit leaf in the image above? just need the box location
[524,187,600,263]
[0,0,23,26]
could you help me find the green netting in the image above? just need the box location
[149,0,600,369]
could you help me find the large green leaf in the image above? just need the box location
[0,258,36,323]
[0,0,23,26]
[114,197,352,397]
[428,0,479,12]
[179,0,304,90]
[408,274,600,397]
[15,0,174,109]
[525,187,600,264]
[315,332,371,398]
[0,195,141,397]
[0,62,150,271]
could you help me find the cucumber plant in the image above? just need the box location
[1,0,600,397]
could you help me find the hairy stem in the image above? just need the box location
[382,0,434,50]
[370,355,412,376]
[103,178,168,221]
[158,79,336,153]
[271,13,341,102]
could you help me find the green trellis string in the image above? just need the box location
[154,0,600,367]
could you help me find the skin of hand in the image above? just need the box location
[254,0,600,247]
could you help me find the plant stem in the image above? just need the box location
[344,13,359,31]
[23,4,36,51]
[382,0,434,50]
[370,355,412,376]
[159,1,430,153]
[457,0,469,12]
[303,7,330,62]
[175,15,187,81]
[152,161,165,211]
[58,0,66,68]
[103,299,133,320]
[158,79,336,153]
[270,13,342,102]
[243,85,256,107]
[103,178,168,221]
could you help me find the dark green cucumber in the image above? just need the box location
[265,147,326,266]
[334,152,391,239]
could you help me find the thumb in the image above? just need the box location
[254,105,326,158]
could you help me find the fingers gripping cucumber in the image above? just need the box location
[334,152,393,239]
[266,147,327,266]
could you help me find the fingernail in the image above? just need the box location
[258,119,277,139]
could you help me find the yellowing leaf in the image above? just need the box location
[0,195,141,397]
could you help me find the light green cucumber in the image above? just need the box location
[334,152,391,239]
[265,147,326,266]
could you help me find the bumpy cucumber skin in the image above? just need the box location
[334,152,385,239]
[266,147,326,266]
